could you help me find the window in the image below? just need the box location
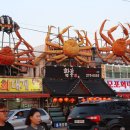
[106,65,113,78]
[113,66,120,78]
[128,67,130,78]
[39,109,46,116]
[121,67,127,78]
[15,111,24,119]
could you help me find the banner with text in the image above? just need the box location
[0,78,42,92]
[105,79,130,92]
[45,66,101,79]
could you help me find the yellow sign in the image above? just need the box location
[0,78,42,92]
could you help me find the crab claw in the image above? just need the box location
[119,23,129,40]
[80,30,87,35]
[57,26,73,43]
[100,19,112,45]
[75,30,84,45]
[59,25,73,35]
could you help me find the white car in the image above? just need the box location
[8,108,52,130]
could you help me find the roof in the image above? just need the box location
[43,78,116,97]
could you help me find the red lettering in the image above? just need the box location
[107,81,113,87]
[121,81,127,88]
[1,80,8,90]
[114,81,120,87]
[126,81,130,87]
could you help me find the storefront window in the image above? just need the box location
[106,65,113,78]
[121,67,127,78]
[7,99,39,109]
[128,67,130,78]
[113,66,120,78]
[104,64,130,79]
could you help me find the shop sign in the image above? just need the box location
[105,79,130,92]
[0,78,42,92]
[45,66,101,79]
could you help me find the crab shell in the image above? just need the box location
[63,39,79,57]
[0,47,15,65]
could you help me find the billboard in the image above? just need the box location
[45,66,101,79]
[105,79,130,92]
[0,78,42,92]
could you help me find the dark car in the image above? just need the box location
[67,99,130,130]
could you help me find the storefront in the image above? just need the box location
[0,77,50,109]
[43,66,116,98]
[102,64,130,98]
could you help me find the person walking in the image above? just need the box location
[0,103,14,130]
[25,108,46,130]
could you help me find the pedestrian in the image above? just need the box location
[25,108,45,130]
[0,102,14,130]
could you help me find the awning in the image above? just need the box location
[43,79,78,96]
[43,78,116,97]
[81,79,116,97]
[0,93,50,98]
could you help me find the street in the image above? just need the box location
[51,127,66,130]
[18,127,67,130]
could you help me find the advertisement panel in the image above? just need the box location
[45,66,101,79]
[0,78,42,92]
[105,79,130,92]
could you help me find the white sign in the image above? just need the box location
[105,79,130,92]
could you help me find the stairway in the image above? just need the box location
[48,107,67,128]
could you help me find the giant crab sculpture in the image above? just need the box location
[95,19,130,64]
[43,26,92,65]
[0,15,35,72]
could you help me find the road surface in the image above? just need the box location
[51,127,66,130]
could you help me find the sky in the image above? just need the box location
[0,0,130,48]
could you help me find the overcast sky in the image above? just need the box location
[0,0,130,47]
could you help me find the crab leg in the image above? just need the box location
[81,30,92,46]
[11,65,28,73]
[45,26,60,58]
[123,55,130,62]
[95,32,106,60]
[100,19,113,46]
[106,55,116,63]
[56,56,68,63]
[107,25,118,42]
[120,23,129,40]
[13,62,34,68]
[75,30,84,46]
[74,57,83,65]
[57,26,72,44]
[46,50,63,54]
[79,46,92,50]
[15,57,34,61]
[95,32,112,52]
[76,56,90,63]
[15,31,34,51]
[46,42,63,49]
[122,56,130,64]
[34,53,46,65]
[15,50,32,56]
[78,52,92,57]
[104,53,114,61]
[47,54,65,62]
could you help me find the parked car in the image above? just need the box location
[8,108,52,130]
[67,99,130,130]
